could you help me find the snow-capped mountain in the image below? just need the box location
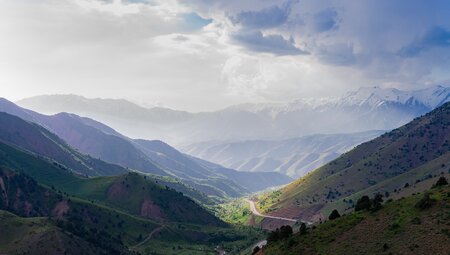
[229,85,450,116]
[17,85,450,146]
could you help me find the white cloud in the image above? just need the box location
[0,0,449,112]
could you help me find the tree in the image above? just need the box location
[267,229,279,242]
[355,195,371,211]
[372,193,383,211]
[299,223,307,235]
[434,176,448,187]
[415,192,434,210]
[328,209,341,220]
[279,225,293,239]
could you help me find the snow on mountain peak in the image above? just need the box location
[232,85,450,117]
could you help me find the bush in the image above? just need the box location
[372,193,383,211]
[355,196,371,211]
[267,225,293,243]
[279,225,293,239]
[299,223,307,235]
[415,192,435,210]
[328,209,341,220]
[434,176,448,187]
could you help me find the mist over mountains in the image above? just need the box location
[18,86,450,147]
[183,130,384,178]
[0,98,292,199]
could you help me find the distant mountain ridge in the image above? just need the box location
[0,98,292,198]
[183,130,384,178]
[17,85,450,145]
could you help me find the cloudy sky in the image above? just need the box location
[0,0,449,111]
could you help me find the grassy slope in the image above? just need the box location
[258,102,450,218]
[0,112,126,176]
[0,210,110,255]
[262,185,450,255]
[0,100,254,199]
[0,141,222,226]
[0,105,248,200]
[0,161,264,255]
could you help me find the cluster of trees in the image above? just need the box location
[355,193,383,212]
[267,225,293,243]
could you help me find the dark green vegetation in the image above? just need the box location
[258,102,450,219]
[261,184,450,255]
[0,210,115,255]
[0,143,264,254]
[267,225,293,243]
[0,140,220,225]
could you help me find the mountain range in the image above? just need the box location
[17,86,450,146]
[0,137,263,254]
[1,90,449,254]
[183,130,384,178]
[0,98,292,200]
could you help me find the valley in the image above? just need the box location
[1,90,450,254]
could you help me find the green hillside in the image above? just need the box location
[0,112,125,176]
[0,155,264,254]
[0,210,115,255]
[257,102,450,220]
[260,184,450,255]
[0,140,221,226]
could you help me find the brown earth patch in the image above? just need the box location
[140,199,165,220]
[107,181,129,199]
[269,204,324,222]
[53,201,69,219]
[260,218,296,231]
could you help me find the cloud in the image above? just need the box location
[316,43,356,66]
[1,0,450,112]
[399,26,450,57]
[232,30,307,55]
[231,2,294,29]
[181,12,212,31]
[312,8,338,32]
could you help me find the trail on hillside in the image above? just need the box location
[133,225,165,248]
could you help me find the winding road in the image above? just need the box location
[246,199,297,222]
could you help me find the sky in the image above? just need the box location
[0,0,449,112]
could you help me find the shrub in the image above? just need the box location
[328,209,341,220]
[279,225,293,239]
[355,196,371,211]
[415,192,435,210]
[434,176,448,187]
[372,193,383,211]
[299,223,307,235]
[267,225,293,242]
